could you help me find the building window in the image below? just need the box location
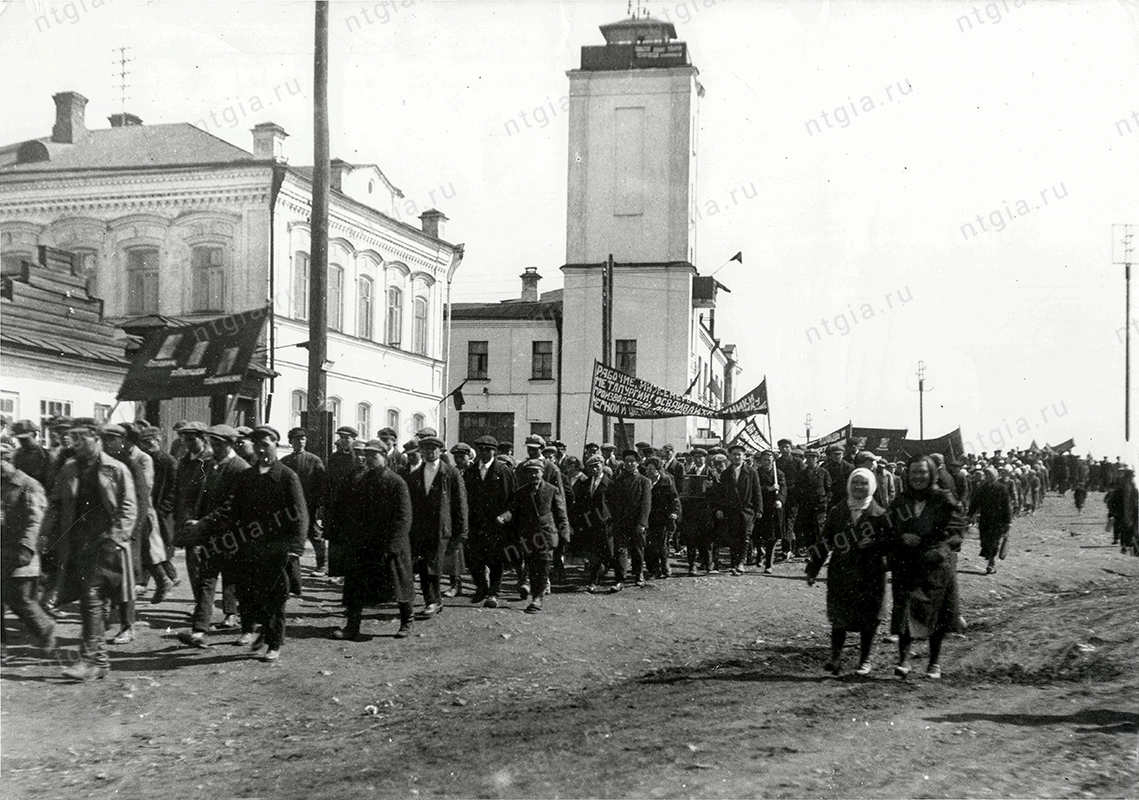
[40,399,72,438]
[530,422,552,440]
[0,391,18,428]
[291,390,307,429]
[293,252,309,321]
[386,409,400,432]
[459,412,514,450]
[328,263,344,332]
[412,296,429,355]
[412,413,426,434]
[126,247,159,315]
[93,403,112,424]
[468,341,488,380]
[616,339,637,377]
[386,286,403,347]
[357,276,374,339]
[327,397,341,429]
[72,248,98,280]
[191,245,226,312]
[532,340,553,380]
[356,403,371,436]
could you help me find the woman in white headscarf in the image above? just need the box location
[805,467,891,676]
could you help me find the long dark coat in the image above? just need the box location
[406,460,468,576]
[608,469,652,541]
[807,502,890,631]
[503,479,570,554]
[572,473,612,554]
[342,465,414,606]
[147,446,177,549]
[887,490,965,639]
[967,482,1011,559]
[464,458,516,554]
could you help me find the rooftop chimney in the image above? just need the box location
[52,91,88,144]
[520,266,542,302]
[108,112,143,127]
[419,208,448,240]
[330,158,351,192]
[250,122,288,161]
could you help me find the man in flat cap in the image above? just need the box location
[212,426,308,661]
[791,449,831,557]
[687,448,710,476]
[281,427,328,576]
[323,426,360,580]
[714,443,762,575]
[11,420,52,491]
[600,442,619,475]
[137,426,179,589]
[496,458,569,614]
[101,424,171,641]
[375,427,406,473]
[176,424,250,647]
[45,419,137,680]
[234,427,256,464]
[400,439,422,477]
[450,443,474,473]
[406,435,468,617]
[463,435,515,607]
[1,438,56,661]
[776,439,803,558]
[575,453,613,592]
[752,450,786,574]
[332,440,415,640]
[607,449,652,589]
[173,422,213,550]
[823,442,854,508]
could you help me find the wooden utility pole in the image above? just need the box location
[307,0,331,462]
[917,360,926,440]
[1116,224,1136,442]
[601,254,614,444]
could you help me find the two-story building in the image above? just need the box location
[0,92,462,441]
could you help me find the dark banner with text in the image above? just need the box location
[118,307,270,401]
[894,428,965,461]
[590,363,770,421]
[850,426,909,456]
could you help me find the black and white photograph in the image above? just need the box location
[0,0,1136,796]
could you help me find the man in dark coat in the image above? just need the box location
[331,440,414,640]
[463,436,516,608]
[44,419,137,681]
[325,438,366,580]
[753,450,786,573]
[138,426,178,585]
[214,426,308,662]
[496,459,570,614]
[775,439,803,556]
[967,467,1012,573]
[11,420,52,490]
[607,450,652,588]
[172,421,214,547]
[793,449,832,555]
[406,436,468,617]
[823,443,854,508]
[1,439,56,660]
[643,457,681,579]
[714,444,763,575]
[178,425,250,647]
[576,454,614,591]
[281,427,328,575]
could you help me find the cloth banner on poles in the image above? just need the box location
[1051,437,1076,454]
[728,417,768,451]
[850,427,909,456]
[118,307,270,401]
[894,428,965,461]
[806,423,852,450]
[590,362,768,420]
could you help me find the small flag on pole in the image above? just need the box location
[448,379,468,410]
[730,251,743,264]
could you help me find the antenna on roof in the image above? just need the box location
[112,46,133,119]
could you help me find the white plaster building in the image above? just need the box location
[0,94,462,442]
[446,16,740,454]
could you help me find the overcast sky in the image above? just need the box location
[3,0,1137,458]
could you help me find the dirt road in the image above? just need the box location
[3,494,1136,798]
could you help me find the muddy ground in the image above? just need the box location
[2,492,1137,799]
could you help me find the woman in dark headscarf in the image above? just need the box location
[887,455,966,679]
[806,467,891,676]
[967,466,1012,574]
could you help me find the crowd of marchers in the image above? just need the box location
[2,416,1135,683]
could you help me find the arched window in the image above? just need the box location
[357,276,374,339]
[412,413,426,434]
[127,247,160,315]
[291,389,307,428]
[386,408,400,432]
[328,263,344,332]
[413,296,429,355]
[386,286,403,347]
[357,402,372,436]
[327,396,341,428]
[293,251,309,321]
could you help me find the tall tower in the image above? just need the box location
[561,16,704,449]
